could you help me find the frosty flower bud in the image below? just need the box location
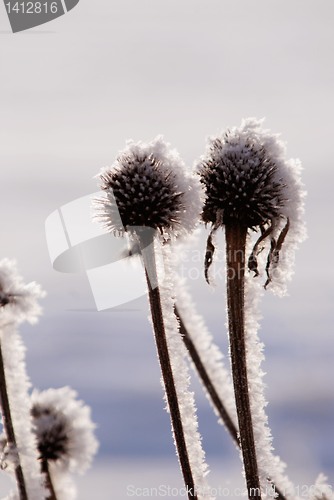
[31,387,98,474]
[95,136,200,239]
[0,259,45,325]
[197,118,306,291]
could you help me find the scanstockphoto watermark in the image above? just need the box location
[126,484,333,498]
[126,485,248,498]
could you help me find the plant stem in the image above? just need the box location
[225,223,261,500]
[176,305,286,500]
[41,459,57,500]
[0,340,28,500]
[175,305,239,445]
[138,230,197,500]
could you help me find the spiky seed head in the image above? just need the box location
[31,387,98,474]
[197,118,306,292]
[95,136,200,239]
[198,122,287,229]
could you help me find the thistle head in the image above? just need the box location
[0,259,45,326]
[31,387,98,474]
[198,118,290,229]
[197,118,306,291]
[95,136,200,240]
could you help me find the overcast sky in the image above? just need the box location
[1,1,334,498]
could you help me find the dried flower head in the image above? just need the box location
[197,118,306,291]
[95,136,200,239]
[0,259,45,326]
[31,387,98,474]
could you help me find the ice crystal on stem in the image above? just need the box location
[0,259,46,500]
[0,434,19,472]
[244,269,300,499]
[95,137,213,500]
[310,474,334,500]
[174,274,238,440]
[197,118,306,500]
[158,245,214,499]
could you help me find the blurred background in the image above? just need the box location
[0,1,333,498]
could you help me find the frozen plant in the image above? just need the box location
[0,259,44,327]
[310,474,334,500]
[174,274,238,443]
[95,136,213,500]
[0,259,46,500]
[197,118,306,499]
[95,136,199,239]
[31,387,98,500]
[173,260,287,498]
[125,237,239,444]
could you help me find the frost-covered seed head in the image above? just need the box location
[95,136,200,239]
[31,387,98,474]
[198,121,287,229]
[0,259,45,326]
[197,118,306,291]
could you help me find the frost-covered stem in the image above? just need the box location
[138,231,197,500]
[225,223,261,500]
[0,340,28,500]
[176,304,287,500]
[175,305,239,445]
[41,460,57,500]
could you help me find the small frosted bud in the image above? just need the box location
[31,387,98,474]
[0,259,45,326]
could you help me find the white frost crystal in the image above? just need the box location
[156,242,215,500]
[244,273,300,499]
[175,275,237,429]
[0,260,46,500]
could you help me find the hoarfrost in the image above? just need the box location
[1,325,46,500]
[244,268,301,499]
[175,275,237,431]
[153,239,215,500]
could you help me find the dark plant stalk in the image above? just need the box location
[137,230,197,500]
[0,341,28,500]
[41,459,57,500]
[225,223,261,500]
[175,305,286,500]
[175,305,239,445]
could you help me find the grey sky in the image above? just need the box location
[1,0,334,497]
